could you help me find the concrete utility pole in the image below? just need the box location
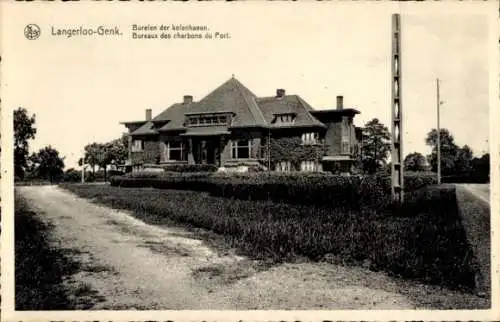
[436,78,442,185]
[391,13,404,203]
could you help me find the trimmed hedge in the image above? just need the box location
[110,172,437,209]
[62,183,477,292]
[142,164,218,173]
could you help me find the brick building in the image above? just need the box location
[121,77,362,172]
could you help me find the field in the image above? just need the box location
[61,180,477,292]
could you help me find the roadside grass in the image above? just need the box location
[14,194,103,309]
[61,183,477,292]
[454,185,491,297]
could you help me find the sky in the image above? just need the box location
[2,2,493,169]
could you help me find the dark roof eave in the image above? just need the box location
[120,121,147,125]
[269,124,327,130]
[158,127,187,132]
[129,131,159,136]
[184,111,236,116]
[310,108,360,116]
[228,125,268,129]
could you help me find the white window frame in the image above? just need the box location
[166,141,184,161]
[274,114,295,125]
[276,161,292,172]
[341,136,350,154]
[231,139,252,159]
[301,132,318,145]
[300,160,321,172]
[131,139,144,152]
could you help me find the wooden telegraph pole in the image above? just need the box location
[391,13,404,203]
[436,78,442,185]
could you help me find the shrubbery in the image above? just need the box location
[110,172,437,209]
[142,164,218,173]
[62,183,476,291]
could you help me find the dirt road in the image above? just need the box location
[17,185,487,309]
[460,184,490,204]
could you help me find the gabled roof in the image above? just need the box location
[130,102,195,135]
[125,77,360,136]
[185,77,268,128]
[256,95,325,128]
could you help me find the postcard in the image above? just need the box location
[1,1,498,321]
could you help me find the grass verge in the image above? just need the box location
[61,183,477,292]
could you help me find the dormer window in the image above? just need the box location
[273,113,296,125]
[187,114,231,126]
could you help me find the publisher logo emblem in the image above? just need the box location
[24,24,41,40]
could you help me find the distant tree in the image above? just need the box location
[29,146,65,183]
[14,107,36,180]
[425,128,460,175]
[83,136,128,181]
[83,142,104,174]
[360,118,391,174]
[472,153,490,182]
[454,145,474,174]
[404,152,427,172]
[425,129,477,177]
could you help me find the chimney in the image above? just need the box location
[183,95,193,104]
[145,109,152,121]
[276,88,286,98]
[336,95,343,110]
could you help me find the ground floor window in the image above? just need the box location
[300,160,322,172]
[231,139,252,159]
[275,161,293,172]
[166,141,184,161]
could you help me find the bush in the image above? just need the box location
[110,172,438,210]
[62,169,82,182]
[62,183,477,292]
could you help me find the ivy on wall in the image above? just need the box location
[260,136,327,170]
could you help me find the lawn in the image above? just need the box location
[61,183,477,292]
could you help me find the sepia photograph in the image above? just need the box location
[1,1,498,321]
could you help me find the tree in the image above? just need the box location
[403,152,427,172]
[83,136,128,181]
[455,145,473,174]
[29,146,65,183]
[14,107,36,180]
[472,153,489,182]
[83,142,104,174]
[425,129,475,176]
[425,128,459,175]
[360,118,391,174]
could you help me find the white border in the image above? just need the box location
[1,1,498,321]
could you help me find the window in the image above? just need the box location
[276,161,292,172]
[218,116,227,124]
[300,161,322,172]
[188,115,229,126]
[273,113,296,125]
[166,141,184,161]
[231,139,252,159]
[131,140,144,152]
[301,132,318,145]
[342,136,350,154]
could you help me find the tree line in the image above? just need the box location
[359,118,489,182]
[14,107,489,183]
[14,107,127,183]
